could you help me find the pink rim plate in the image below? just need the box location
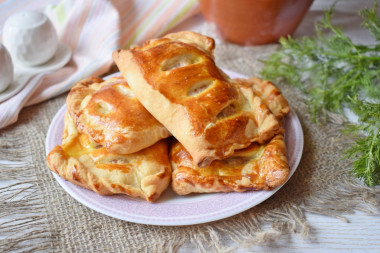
[45,69,304,226]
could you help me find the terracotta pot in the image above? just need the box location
[199,0,313,45]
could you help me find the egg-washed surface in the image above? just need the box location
[170,75,291,195]
[46,113,171,202]
[113,31,280,167]
[170,134,289,195]
[66,76,170,154]
[234,77,290,122]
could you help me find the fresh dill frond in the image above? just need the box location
[343,97,380,186]
[260,2,380,186]
[348,96,380,123]
[360,1,380,40]
[344,127,380,186]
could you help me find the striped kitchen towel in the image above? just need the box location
[0,0,199,129]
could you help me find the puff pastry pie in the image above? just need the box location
[46,113,171,202]
[113,31,280,167]
[171,134,289,195]
[66,76,170,154]
[171,76,291,195]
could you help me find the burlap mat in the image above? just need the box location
[1,29,379,252]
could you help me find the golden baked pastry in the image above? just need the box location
[46,113,171,202]
[113,31,280,167]
[66,76,170,154]
[234,77,290,121]
[170,75,291,195]
[170,134,289,195]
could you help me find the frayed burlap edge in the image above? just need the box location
[0,125,57,252]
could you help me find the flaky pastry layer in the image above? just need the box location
[66,76,170,154]
[234,77,290,121]
[46,113,171,202]
[170,134,290,195]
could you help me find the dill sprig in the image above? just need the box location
[344,97,380,186]
[260,2,380,186]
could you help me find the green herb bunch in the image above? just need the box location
[260,3,380,186]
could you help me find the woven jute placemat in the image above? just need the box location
[1,30,379,252]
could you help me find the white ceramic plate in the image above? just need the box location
[0,43,71,103]
[45,70,303,226]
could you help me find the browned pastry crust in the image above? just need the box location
[234,77,290,121]
[46,113,171,202]
[170,134,289,195]
[170,75,291,195]
[113,31,280,167]
[66,76,170,154]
